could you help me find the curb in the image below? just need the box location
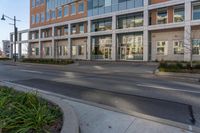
[0,81,79,133]
[1,81,200,133]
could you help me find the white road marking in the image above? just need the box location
[136,83,200,94]
[19,69,43,74]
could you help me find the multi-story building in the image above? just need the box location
[2,40,10,57]
[10,0,200,61]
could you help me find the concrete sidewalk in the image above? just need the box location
[65,99,193,133]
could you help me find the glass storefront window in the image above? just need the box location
[92,36,112,60]
[157,8,167,24]
[174,5,184,22]
[118,33,143,60]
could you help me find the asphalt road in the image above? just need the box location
[0,61,200,127]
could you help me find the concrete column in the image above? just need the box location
[18,33,22,59]
[52,27,55,59]
[184,0,192,61]
[112,15,117,61]
[9,34,13,59]
[39,29,42,58]
[68,23,72,59]
[143,0,149,61]
[87,20,91,60]
[9,43,13,59]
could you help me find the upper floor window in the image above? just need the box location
[157,8,167,24]
[46,11,50,21]
[36,0,40,6]
[40,0,44,5]
[51,10,56,19]
[41,12,45,22]
[32,0,35,8]
[117,12,143,29]
[174,5,184,22]
[31,15,35,24]
[79,23,84,33]
[64,5,69,16]
[91,18,112,32]
[78,1,84,13]
[193,3,200,20]
[71,3,76,15]
[57,8,62,18]
[35,13,40,24]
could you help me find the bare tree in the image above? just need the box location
[184,29,197,69]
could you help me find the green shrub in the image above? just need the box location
[0,87,62,133]
[0,58,10,61]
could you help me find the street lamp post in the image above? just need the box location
[1,14,19,62]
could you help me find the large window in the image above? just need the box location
[193,3,200,20]
[57,8,62,18]
[118,32,143,60]
[32,0,35,8]
[88,0,144,17]
[45,47,50,56]
[157,41,168,55]
[64,5,69,16]
[71,3,76,15]
[51,10,56,19]
[117,12,143,29]
[174,5,184,22]
[31,15,35,24]
[35,13,40,24]
[173,41,184,54]
[41,12,45,22]
[46,11,50,21]
[91,18,112,32]
[92,35,112,60]
[192,40,200,55]
[78,1,84,12]
[71,22,86,34]
[157,8,167,24]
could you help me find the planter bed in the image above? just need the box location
[0,86,63,133]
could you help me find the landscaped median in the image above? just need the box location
[0,84,79,133]
[158,61,200,73]
[0,86,63,133]
[155,61,200,82]
[21,58,74,65]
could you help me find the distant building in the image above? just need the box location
[2,40,10,57]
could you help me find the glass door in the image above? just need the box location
[120,47,126,60]
[104,47,111,60]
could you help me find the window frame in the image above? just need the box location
[157,8,168,24]
[173,40,184,55]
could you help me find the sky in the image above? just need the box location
[0,0,29,50]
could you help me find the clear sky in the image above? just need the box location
[0,0,29,50]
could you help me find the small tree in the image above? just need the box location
[183,29,197,69]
